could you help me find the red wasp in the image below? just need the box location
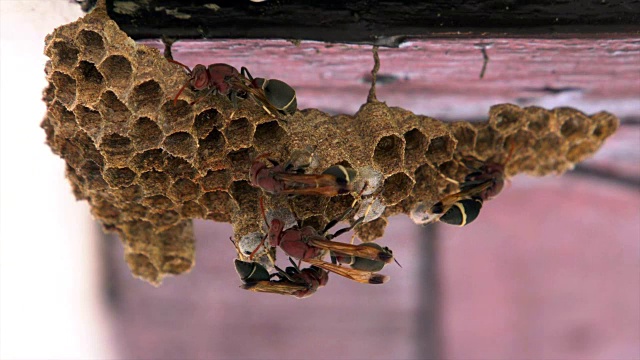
[168,60,296,116]
[234,258,328,299]
[168,60,242,105]
[250,154,358,196]
[251,198,392,284]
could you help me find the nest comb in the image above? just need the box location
[41,5,619,285]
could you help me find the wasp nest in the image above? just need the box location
[41,6,619,285]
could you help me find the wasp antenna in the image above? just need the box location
[172,80,190,106]
[259,197,270,228]
[393,258,403,268]
[167,58,193,72]
[369,274,389,284]
[248,233,268,260]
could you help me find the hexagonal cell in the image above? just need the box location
[60,139,84,169]
[141,195,176,211]
[230,180,261,214]
[125,252,159,284]
[438,160,463,181]
[224,118,254,150]
[90,196,121,223]
[324,193,356,224]
[592,113,619,141]
[354,217,387,242]
[373,135,404,174]
[48,100,78,138]
[112,184,143,203]
[206,212,231,223]
[131,149,167,173]
[381,172,415,206]
[130,80,163,114]
[74,61,105,103]
[490,105,523,132]
[98,91,132,124]
[129,117,163,151]
[159,100,194,134]
[168,178,200,202]
[146,210,181,230]
[162,255,193,275]
[100,133,133,166]
[525,106,553,135]
[504,130,535,166]
[289,195,329,220]
[199,191,238,219]
[72,130,104,166]
[403,129,427,168]
[180,201,206,218]
[103,167,137,188]
[559,110,591,142]
[76,30,105,63]
[48,41,79,70]
[566,141,598,163]
[164,155,197,179]
[120,219,154,238]
[51,71,76,106]
[197,129,227,169]
[426,134,455,163]
[533,133,564,159]
[413,164,439,199]
[79,160,108,190]
[254,121,286,151]
[201,169,232,192]
[451,123,477,153]
[509,154,537,174]
[474,126,502,158]
[163,132,197,158]
[194,108,222,139]
[99,55,133,89]
[74,105,102,139]
[138,170,171,196]
[226,147,255,178]
[120,203,148,220]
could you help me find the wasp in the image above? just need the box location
[413,146,514,227]
[234,258,328,299]
[168,60,296,117]
[168,60,242,105]
[251,198,392,284]
[250,154,358,196]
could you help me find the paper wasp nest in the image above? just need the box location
[41,6,619,285]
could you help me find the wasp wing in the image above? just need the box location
[307,238,393,263]
[303,259,388,285]
[241,280,309,296]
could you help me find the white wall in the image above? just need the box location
[0,1,116,358]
